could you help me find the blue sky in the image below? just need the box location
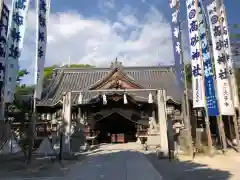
[5,0,240,85]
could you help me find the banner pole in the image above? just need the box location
[219,0,240,151]
[195,0,213,155]
[179,26,193,158]
[0,0,4,122]
[202,0,227,153]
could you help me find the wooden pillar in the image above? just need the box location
[157,89,169,156]
[181,92,193,156]
[152,109,156,125]
[79,108,84,125]
[232,113,240,151]
[62,92,72,153]
[217,116,227,153]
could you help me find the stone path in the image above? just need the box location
[145,149,240,180]
[1,143,163,180]
[67,143,163,180]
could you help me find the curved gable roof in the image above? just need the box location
[37,65,182,106]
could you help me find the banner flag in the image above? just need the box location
[186,0,205,108]
[34,0,50,99]
[207,1,234,115]
[220,5,239,109]
[0,3,10,102]
[198,0,219,116]
[168,0,185,93]
[4,0,30,103]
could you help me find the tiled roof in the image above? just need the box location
[37,65,184,106]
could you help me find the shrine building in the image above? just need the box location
[36,60,187,145]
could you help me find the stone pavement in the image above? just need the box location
[0,143,163,180]
[66,143,163,180]
[145,149,240,180]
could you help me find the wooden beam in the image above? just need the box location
[71,89,160,93]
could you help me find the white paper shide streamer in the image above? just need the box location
[186,0,205,108]
[34,0,50,99]
[220,5,239,109]
[4,0,30,102]
[207,2,234,115]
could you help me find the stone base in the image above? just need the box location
[60,152,80,160]
[0,122,11,149]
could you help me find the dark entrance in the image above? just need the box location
[96,112,137,143]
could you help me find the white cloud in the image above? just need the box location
[98,0,116,13]
[15,2,176,84]
[102,0,115,9]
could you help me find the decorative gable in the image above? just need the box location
[89,60,142,90]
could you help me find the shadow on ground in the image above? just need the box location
[0,148,233,180]
[145,152,233,180]
[0,152,83,178]
[76,148,233,180]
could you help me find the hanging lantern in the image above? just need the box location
[78,92,83,104]
[123,94,128,104]
[148,92,153,104]
[103,94,107,105]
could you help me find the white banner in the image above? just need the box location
[207,1,234,115]
[4,0,30,103]
[186,0,205,108]
[34,0,50,99]
[0,3,9,96]
[220,5,239,109]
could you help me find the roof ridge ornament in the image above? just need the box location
[110,57,123,70]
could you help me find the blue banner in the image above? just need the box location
[0,3,10,97]
[169,0,185,93]
[199,0,219,116]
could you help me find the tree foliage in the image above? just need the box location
[17,69,29,84]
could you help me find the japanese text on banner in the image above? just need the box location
[220,6,239,109]
[34,0,50,99]
[207,1,234,115]
[0,3,9,97]
[198,0,219,116]
[186,0,205,108]
[169,0,185,93]
[4,0,30,103]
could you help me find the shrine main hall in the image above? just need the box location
[36,60,185,145]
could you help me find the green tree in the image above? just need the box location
[17,69,29,84]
